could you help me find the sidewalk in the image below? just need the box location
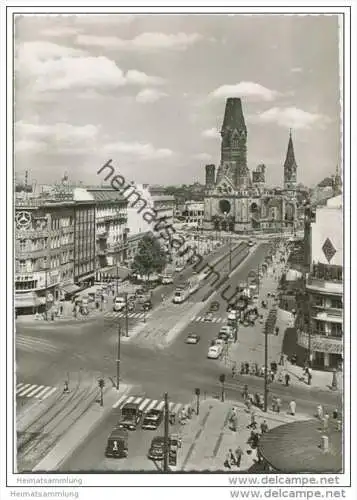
[223,253,341,393]
[177,398,310,472]
[32,384,131,472]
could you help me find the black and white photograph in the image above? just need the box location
[1,2,355,499]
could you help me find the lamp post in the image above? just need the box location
[264,318,269,412]
[116,322,121,390]
[41,264,50,321]
[163,392,170,472]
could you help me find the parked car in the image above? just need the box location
[113,296,125,312]
[185,333,200,345]
[117,403,142,431]
[207,345,223,359]
[142,410,163,430]
[209,301,220,312]
[203,311,214,322]
[219,325,234,336]
[175,265,185,273]
[214,337,226,346]
[143,300,153,311]
[148,436,165,461]
[227,310,238,321]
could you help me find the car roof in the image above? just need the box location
[146,408,162,414]
[151,436,165,443]
[109,427,129,439]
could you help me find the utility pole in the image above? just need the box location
[44,269,48,321]
[125,292,129,337]
[257,265,260,294]
[116,264,119,295]
[264,320,268,412]
[195,388,200,415]
[163,392,170,472]
[229,236,232,273]
[235,299,239,343]
[116,322,121,390]
[219,374,226,402]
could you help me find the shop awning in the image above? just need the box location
[15,293,45,308]
[61,283,80,294]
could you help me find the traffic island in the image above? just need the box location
[31,384,131,472]
[176,398,310,472]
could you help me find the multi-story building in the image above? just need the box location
[204,98,298,234]
[180,200,205,226]
[86,188,128,277]
[73,189,96,287]
[15,189,77,315]
[297,195,343,369]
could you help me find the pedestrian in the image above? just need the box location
[323,413,329,430]
[59,304,63,315]
[275,326,279,336]
[270,370,275,382]
[291,353,297,365]
[276,397,281,413]
[332,408,339,419]
[161,293,164,303]
[229,449,236,466]
[235,446,243,468]
[260,420,268,434]
[316,405,323,420]
[224,452,231,469]
[285,373,290,387]
[289,400,296,416]
[271,396,277,412]
[245,362,250,374]
[232,363,237,378]
[242,384,249,401]
[247,412,257,430]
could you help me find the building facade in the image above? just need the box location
[15,190,76,314]
[180,200,205,226]
[72,189,96,287]
[87,188,128,274]
[203,98,298,234]
[297,195,343,369]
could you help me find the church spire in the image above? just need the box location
[221,98,246,132]
[284,130,297,191]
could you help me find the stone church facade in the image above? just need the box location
[203,97,298,234]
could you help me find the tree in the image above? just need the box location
[132,233,167,280]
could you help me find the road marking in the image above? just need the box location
[125,396,135,404]
[16,384,32,396]
[37,386,57,399]
[112,393,129,409]
[145,400,158,412]
[16,383,26,391]
[168,402,176,411]
[133,397,143,404]
[138,398,151,411]
[26,385,45,398]
[155,401,165,411]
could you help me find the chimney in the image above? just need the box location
[205,164,215,188]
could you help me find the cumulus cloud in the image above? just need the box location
[253,107,330,129]
[16,42,166,92]
[76,32,202,51]
[192,153,212,161]
[210,81,279,101]
[291,67,303,73]
[202,128,220,139]
[103,141,173,160]
[136,88,168,103]
[15,121,100,153]
[74,14,135,25]
[126,70,166,86]
[41,27,79,37]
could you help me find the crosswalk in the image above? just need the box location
[112,394,189,416]
[191,315,224,323]
[16,382,57,400]
[16,335,59,355]
[103,311,146,320]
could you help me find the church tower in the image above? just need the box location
[283,130,298,192]
[216,98,249,189]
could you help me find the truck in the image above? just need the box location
[117,402,143,431]
[105,427,129,458]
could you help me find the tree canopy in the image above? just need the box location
[132,233,167,278]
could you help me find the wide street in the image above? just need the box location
[15,238,342,472]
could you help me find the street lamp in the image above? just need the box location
[219,374,226,402]
[41,264,50,321]
[195,388,200,415]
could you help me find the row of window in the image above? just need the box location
[312,296,343,309]
[313,320,343,337]
[311,263,343,282]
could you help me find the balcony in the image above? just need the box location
[15,229,49,238]
[297,330,343,355]
[98,214,128,224]
[306,276,343,295]
[311,307,343,322]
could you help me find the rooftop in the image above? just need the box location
[259,419,342,473]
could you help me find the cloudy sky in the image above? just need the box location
[14,14,340,187]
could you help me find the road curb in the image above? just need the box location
[32,385,132,472]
